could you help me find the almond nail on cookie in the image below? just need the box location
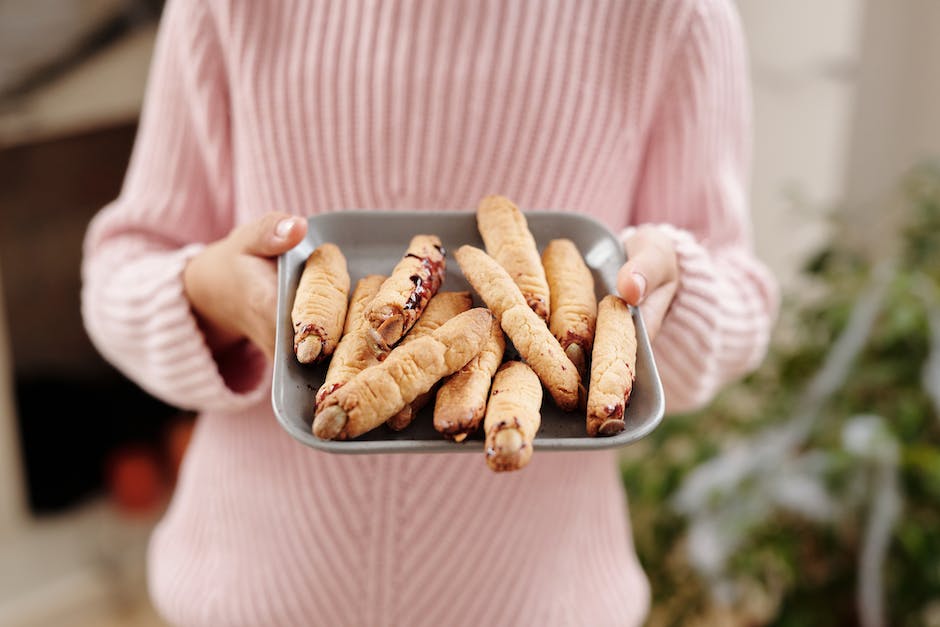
[484,361,542,472]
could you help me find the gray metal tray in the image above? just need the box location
[273,210,664,454]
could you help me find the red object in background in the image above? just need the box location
[105,446,165,515]
[104,416,195,516]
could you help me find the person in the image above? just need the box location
[81,0,778,625]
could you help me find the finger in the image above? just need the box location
[617,229,678,306]
[638,284,677,341]
[254,325,276,362]
[232,212,308,257]
[244,259,279,359]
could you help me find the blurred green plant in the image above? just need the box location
[622,163,940,627]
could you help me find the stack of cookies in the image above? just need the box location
[290,196,638,472]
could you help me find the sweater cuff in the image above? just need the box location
[619,224,724,412]
[83,243,271,413]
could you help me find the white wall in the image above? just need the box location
[737,0,864,286]
[843,0,940,224]
[740,0,940,282]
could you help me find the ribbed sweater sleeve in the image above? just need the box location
[81,0,267,412]
[628,0,779,413]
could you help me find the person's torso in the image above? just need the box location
[151,402,649,627]
[219,0,673,226]
[146,2,692,624]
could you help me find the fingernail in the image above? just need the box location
[275,218,296,239]
[632,272,647,301]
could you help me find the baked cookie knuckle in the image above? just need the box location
[364,234,446,350]
[455,245,527,316]
[500,304,580,412]
[542,238,597,377]
[313,309,492,440]
[385,291,473,430]
[317,274,386,407]
[433,317,505,440]
[586,295,637,437]
[476,195,550,321]
[291,243,351,363]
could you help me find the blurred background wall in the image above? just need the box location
[743,0,940,277]
[0,1,937,626]
[742,0,860,284]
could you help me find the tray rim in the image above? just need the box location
[272,209,665,454]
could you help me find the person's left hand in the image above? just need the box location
[616,226,679,341]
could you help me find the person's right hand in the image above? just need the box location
[183,212,308,360]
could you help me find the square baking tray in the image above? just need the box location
[273,210,664,454]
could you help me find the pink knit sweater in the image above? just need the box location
[82,1,777,625]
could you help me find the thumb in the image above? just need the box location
[232,212,307,257]
[616,227,678,306]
